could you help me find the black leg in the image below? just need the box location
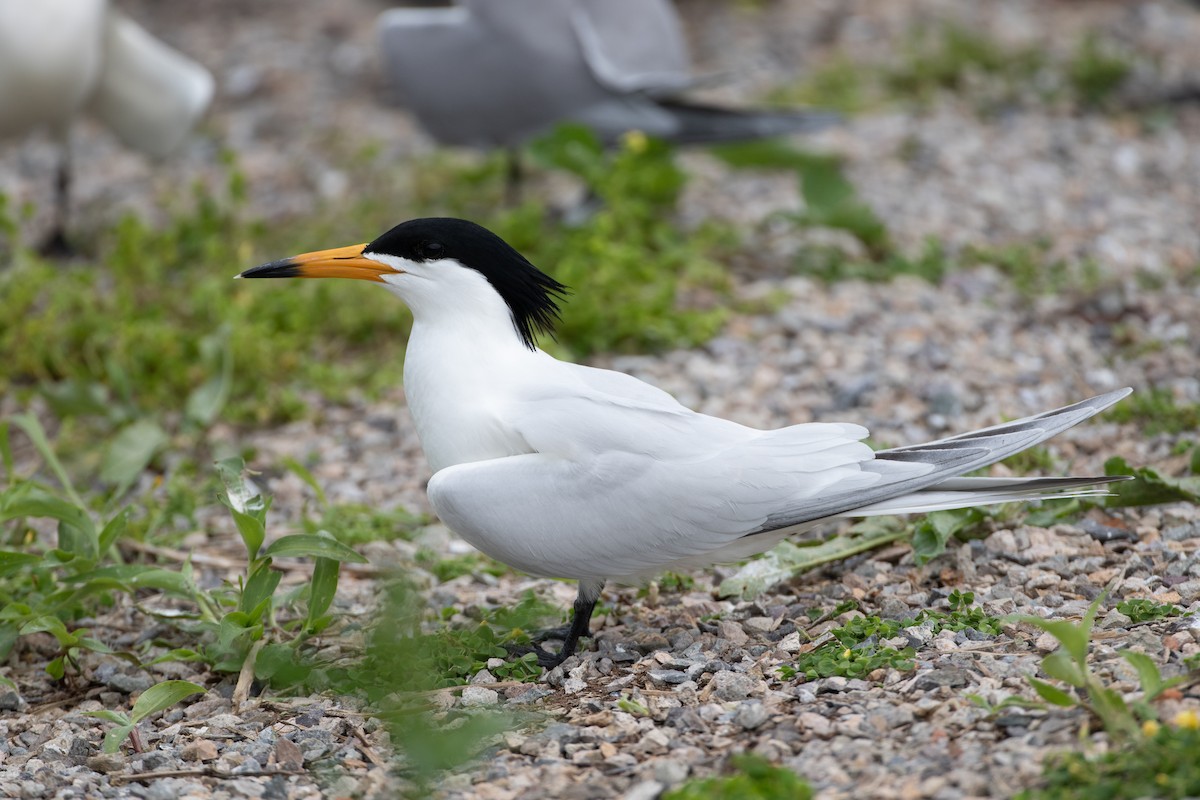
[39,141,74,257]
[509,579,603,670]
[504,148,523,205]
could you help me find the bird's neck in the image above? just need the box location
[401,311,547,472]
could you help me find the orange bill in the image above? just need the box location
[237,243,400,282]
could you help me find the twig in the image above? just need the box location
[352,726,388,767]
[231,639,265,712]
[111,767,305,785]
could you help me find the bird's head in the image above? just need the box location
[238,217,567,349]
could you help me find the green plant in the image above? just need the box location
[495,125,733,356]
[1116,598,1181,624]
[883,24,1045,108]
[910,507,995,565]
[964,243,1102,298]
[781,615,915,680]
[195,458,367,679]
[767,57,873,115]
[712,139,891,258]
[1015,596,1184,741]
[1104,389,1200,438]
[664,754,813,800]
[781,593,1002,681]
[1017,718,1200,799]
[1103,456,1200,507]
[1067,34,1132,109]
[84,680,205,753]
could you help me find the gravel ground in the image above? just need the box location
[3,1,1200,798]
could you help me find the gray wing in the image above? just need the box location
[377,1,617,147]
[755,388,1132,530]
[571,0,692,93]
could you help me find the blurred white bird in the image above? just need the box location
[377,0,838,150]
[239,218,1131,669]
[0,0,213,252]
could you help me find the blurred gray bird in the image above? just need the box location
[377,0,838,149]
[0,0,213,252]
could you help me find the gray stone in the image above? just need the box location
[648,669,690,685]
[734,700,770,730]
[708,671,760,701]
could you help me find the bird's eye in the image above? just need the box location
[417,241,445,260]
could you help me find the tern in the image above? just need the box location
[377,0,838,150]
[239,217,1131,669]
[0,0,213,252]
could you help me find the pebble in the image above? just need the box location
[461,686,501,708]
[708,671,761,702]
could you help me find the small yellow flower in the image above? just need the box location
[622,130,649,154]
[1142,720,1161,737]
[1172,709,1200,730]
[1157,773,1170,786]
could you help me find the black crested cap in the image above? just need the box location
[366,218,567,350]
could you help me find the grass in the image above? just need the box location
[1,127,739,436]
[664,754,813,800]
[779,591,1002,681]
[1104,388,1200,437]
[771,25,1133,116]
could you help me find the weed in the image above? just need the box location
[883,24,1046,108]
[417,550,509,583]
[1067,34,1132,109]
[964,243,1102,298]
[768,57,873,115]
[1103,388,1200,437]
[910,507,995,566]
[1103,455,1200,507]
[781,593,1002,681]
[1002,446,1057,475]
[712,139,891,258]
[504,125,734,355]
[1015,596,1184,741]
[1116,598,1181,624]
[85,680,205,753]
[781,615,915,680]
[1017,715,1200,799]
[663,753,813,800]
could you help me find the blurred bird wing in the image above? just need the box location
[87,9,213,157]
[571,0,693,93]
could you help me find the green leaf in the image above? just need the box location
[67,565,193,596]
[144,648,205,666]
[1120,651,1179,700]
[282,457,327,508]
[184,331,233,427]
[719,518,907,598]
[0,551,41,576]
[1041,650,1085,687]
[84,709,131,725]
[20,615,75,646]
[1104,456,1200,507]
[0,492,97,559]
[128,680,205,724]
[101,420,169,496]
[262,533,367,564]
[306,556,339,631]
[240,562,281,616]
[911,508,987,566]
[97,509,130,557]
[217,458,268,557]
[9,414,84,508]
[1029,677,1076,707]
[101,723,136,754]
